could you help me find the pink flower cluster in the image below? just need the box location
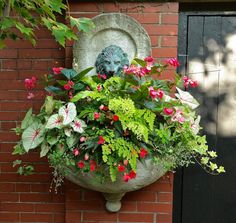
[63,80,74,91]
[52,67,64,75]
[163,107,185,123]
[165,58,180,67]
[183,76,198,88]
[24,76,37,99]
[149,87,164,100]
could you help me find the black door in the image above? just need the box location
[174,4,236,223]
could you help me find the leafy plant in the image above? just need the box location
[13,56,225,190]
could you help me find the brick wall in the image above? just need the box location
[0,1,178,223]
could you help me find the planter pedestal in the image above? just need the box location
[65,158,166,212]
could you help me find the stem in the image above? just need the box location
[3,0,11,17]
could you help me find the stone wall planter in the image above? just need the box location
[65,158,166,212]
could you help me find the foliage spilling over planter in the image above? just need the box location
[13,57,225,190]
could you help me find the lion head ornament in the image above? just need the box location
[95,45,129,78]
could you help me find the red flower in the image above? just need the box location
[117,164,125,172]
[24,76,37,91]
[144,56,154,64]
[73,149,79,156]
[77,161,85,169]
[98,73,107,80]
[90,160,96,172]
[123,173,131,182]
[139,148,148,158]
[52,67,64,75]
[99,105,109,111]
[98,136,105,145]
[149,86,157,100]
[190,80,198,88]
[165,58,180,67]
[113,114,119,121]
[94,112,100,120]
[163,108,174,115]
[63,80,74,91]
[129,170,136,179]
[183,76,198,88]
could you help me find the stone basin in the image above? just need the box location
[65,158,166,212]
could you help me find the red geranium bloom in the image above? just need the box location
[123,173,131,182]
[98,136,105,145]
[144,56,154,64]
[98,73,107,80]
[77,161,85,169]
[94,112,100,120]
[129,170,136,179]
[157,89,164,99]
[73,149,79,156]
[139,148,148,158]
[113,114,119,121]
[24,76,37,91]
[163,108,174,116]
[165,58,180,67]
[117,164,125,172]
[99,105,109,111]
[52,67,64,75]
[90,160,96,172]
[63,80,74,91]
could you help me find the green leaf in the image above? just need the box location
[21,108,33,129]
[22,122,45,152]
[73,67,94,81]
[43,96,55,115]
[70,17,95,33]
[61,68,78,79]
[71,90,93,102]
[73,83,85,90]
[12,144,26,155]
[1,18,15,29]
[217,166,226,173]
[208,151,217,158]
[40,142,50,157]
[201,157,209,165]
[132,58,146,67]
[57,80,67,86]
[13,159,22,167]
[45,86,65,95]
[209,162,218,171]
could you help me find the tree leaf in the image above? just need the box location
[70,17,95,33]
[13,159,22,167]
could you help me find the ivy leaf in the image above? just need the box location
[209,162,218,171]
[13,159,22,167]
[217,166,226,173]
[201,157,209,165]
[208,151,217,158]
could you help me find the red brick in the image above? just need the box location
[0,71,18,79]
[67,200,103,211]
[0,132,19,141]
[143,182,173,192]
[0,203,34,212]
[119,213,154,222]
[66,190,82,201]
[150,36,160,47]
[161,36,178,47]
[65,211,81,223]
[20,193,54,203]
[0,49,18,58]
[83,190,103,201]
[20,213,53,222]
[160,3,179,13]
[124,191,156,202]
[0,111,20,121]
[156,214,172,223]
[83,211,118,222]
[144,24,178,36]
[137,202,172,213]
[69,13,98,19]
[0,91,20,100]
[161,14,179,24]
[0,193,19,202]
[1,121,17,130]
[31,183,51,192]
[15,183,31,192]
[54,214,65,223]
[127,13,159,24]
[35,39,60,49]
[19,49,52,59]
[35,203,65,212]
[4,39,33,48]
[17,60,32,69]
[119,201,137,212]
[0,183,15,192]
[0,212,19,222]
[152,48,177,58]
[157,193,173,203]
[2,60,17,69]
[70,2,102,12]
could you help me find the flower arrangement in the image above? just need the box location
[13,56,225,190]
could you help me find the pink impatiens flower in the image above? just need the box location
[123,173,131,182]
[157,89,164,99]
[94,112,100,120]
[27,92,35,99]
[52,67,64,75]
[149,86,157,99]
[183,76,198,88]
[97,73,107,80]
[171,109,185,123]
[73,149,80,156]
[63,80,74,91]
[165,58,180,67]
[97,84,102,92]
